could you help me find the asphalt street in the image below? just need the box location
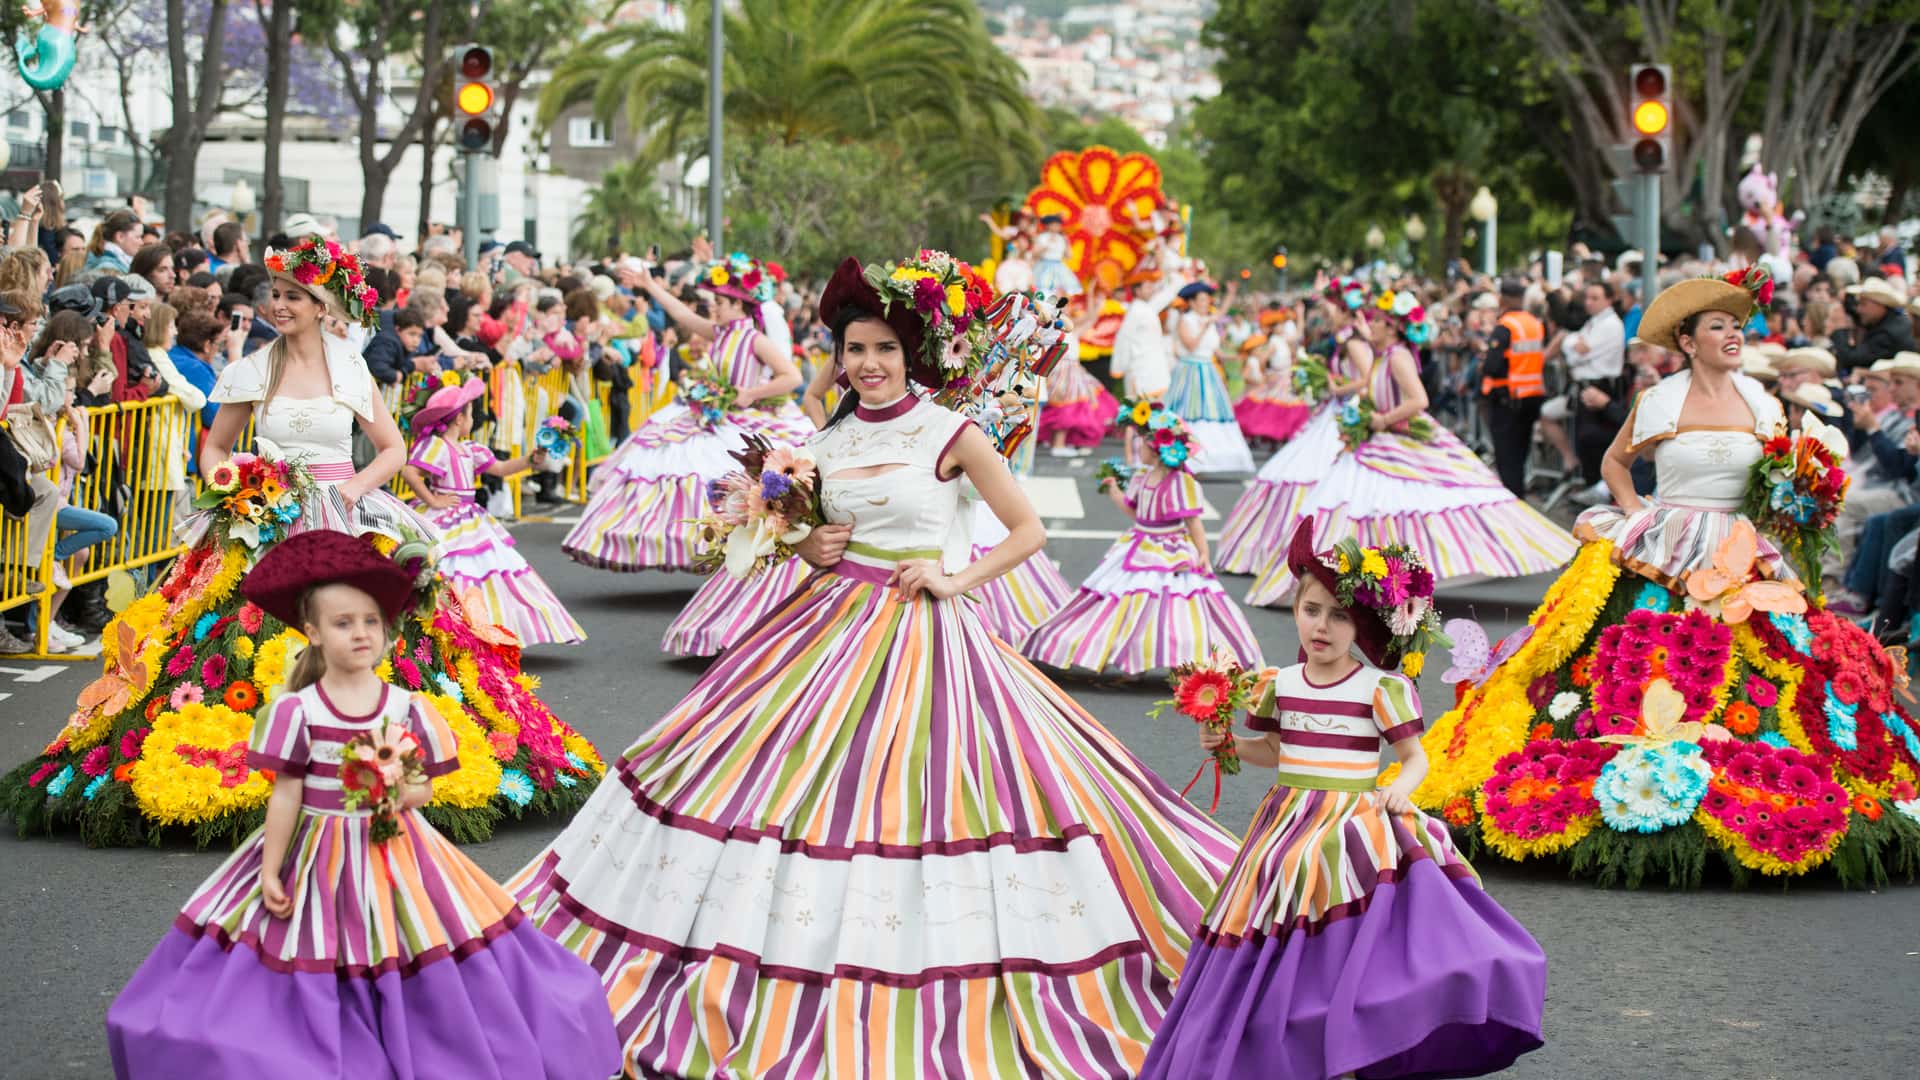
[0,452,1914,1079]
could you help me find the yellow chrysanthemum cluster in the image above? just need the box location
[418,693,501,809]
[253,629,307,704]
[1412,540,1621,808]
[563,731,606,775]
[434,633,520,737]
[105,595,168,667]
[130,702,273,825]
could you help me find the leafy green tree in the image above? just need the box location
[725,140,934,278]
[571,159,695,259]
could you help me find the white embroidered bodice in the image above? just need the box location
[210,336,379,474]
[810,396,971,556]
[1629,370,1782,510]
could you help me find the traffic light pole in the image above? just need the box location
[461,151,480,269]
[706,0,724,250]
[1639,173,1659,313]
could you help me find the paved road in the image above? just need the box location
[1,456,1914,1078]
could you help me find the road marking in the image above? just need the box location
[0,664,67,683]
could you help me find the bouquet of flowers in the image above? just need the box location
[681,367,738,430]
[1291,353,1330,405]
[533,416,574,473]
[692,434,824,580]
[1742,417,1849,593]
[338,721,427,843]
[194,453,315,554]
[1148,650,1263,812]
[1335,396,1434,453]
[1324,537,1451,676]
[1094,457,1137,491]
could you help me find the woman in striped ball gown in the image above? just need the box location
[511,257,1237,1078]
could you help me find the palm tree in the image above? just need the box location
[572,159,694,258]
[540,0,1038,176]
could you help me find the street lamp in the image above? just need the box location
[1365,224,1385,251]
[231,179,255,215]
[1404,214,1426,243]
[1469,186,1497,275]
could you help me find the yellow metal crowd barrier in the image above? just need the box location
[2,352,679,658]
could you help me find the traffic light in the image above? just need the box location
[1270,248,1288,271]
[1628,63,1672,173]
[455,46,496,152]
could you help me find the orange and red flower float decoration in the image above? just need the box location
[1025,146,1166,292]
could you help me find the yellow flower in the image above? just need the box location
[562,731,605,774]
[1360,550,1389,579]
[946,284,967,317]
[1403,652,1425,677]
[516,672,541,692]
[1130,401,1152,426]
[377,659,394,683]
[420,693,501,809]
[438,371,461,388]
[710,268,730,286]
[1337,551,1352,573]
[130,702,273,825]
[1376,290,1395,310]
[233,636,255,660]
[253,629,306,703]
[259,478,285,502]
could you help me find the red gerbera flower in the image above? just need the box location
[1174,670,1234,722]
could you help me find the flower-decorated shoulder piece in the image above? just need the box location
[263,236,379,329]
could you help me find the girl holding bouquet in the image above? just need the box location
[1141,522,1546,1080]
[401,379,586,646]
[107,531,619,1078]
[1243,293,1574,607]
[1023,401,1263,675]
[510,255,1239,1077]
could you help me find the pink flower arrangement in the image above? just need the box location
[1480,739,1617,841]
[395,657,423,689]
[1696,739,1848,870]
[200,654,228,689]
[81,746,111,777]
[28,761,59,787]
[237,603,264,634]
[1590,609,1731,736]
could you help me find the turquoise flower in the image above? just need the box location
[433,672,464,703]
[1823,686,1859,751]
[1633,581,1673,613]
[1158,441,1189,468]
[1884,712,1920,762]
[83,774,109,800]
[565,751,588,772]
[44,765,76,798]
[1758,732,1791,749]
[498,768,535,807]
[558,773,578,788]
[1596,744,1709,833]
[1147,408,1175,431]
[193,612,220,641]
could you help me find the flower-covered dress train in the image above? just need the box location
[1243,344,1575,607]
[563,317,813,573]
[1139,665,1545,1079]
[0,343,604,847]
[1415,371,1920,886]
[106,685,621,1078]
[510,395,1239,1077]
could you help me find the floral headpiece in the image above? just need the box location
[1370,287,1433,345]
[264,237,378,329]
[1720,264,1776,307]
[1322,276,1368,311]
[1121,398,1198,470]
[1320,536,1448,675]
[701,252,776,304]
[863,249,997,380]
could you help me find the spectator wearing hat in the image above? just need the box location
[1832,276,1915,375]
[498,241,539,287]
[1827,352,1920,609]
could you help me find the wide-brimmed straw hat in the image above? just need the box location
[1848,276,1909,309]
[1871,351,1920,380]
[1781,382,1843,419]
[1739,348,1777,383]
[1638,271,1764,354]
[1776,346,1837,378]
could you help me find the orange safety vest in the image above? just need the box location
[1482,310,1546,399]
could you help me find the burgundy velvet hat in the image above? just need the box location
[1285,521,1395,668]
[816,257,939,388]
[242,531,420,627]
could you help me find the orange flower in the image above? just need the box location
[1570,655,1594,687]
[314,262,335,285]
[1723,701,1759,735]
[1442,796,1475,826]
[264,254,285,272]
[1854,794,1884,821]
[144,697,164,722]
[1529,722,1554,742]
[1024,146,1167,291]
[113,762,135,782]
[223,680,260,712]
[1173,669,1235,722]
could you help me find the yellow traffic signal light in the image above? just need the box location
[1628,63,1671,173]
[1271,252,1288,270]
[455,46,495,152]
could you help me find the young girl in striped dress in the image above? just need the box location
[1024,401,1262,675]
[401,378,586,646]
[1141,523,1546,1080]
[106,531,619,1079]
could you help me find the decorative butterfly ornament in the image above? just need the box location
[1685,521,1806,624]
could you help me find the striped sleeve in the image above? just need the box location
[407,433,454,484]
[1162,471,1204,519]
[1373,673,1423,743]
[466,442,499,473]
[408,694,461,777]
[247,695,309,775]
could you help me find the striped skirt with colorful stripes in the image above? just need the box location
[510,563,1240,1078]
[662,555,812,657]
[107,808,622,1077]
[1138,782,1547,1079]
[424,500,586,646]
[1213,405,1345,576]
